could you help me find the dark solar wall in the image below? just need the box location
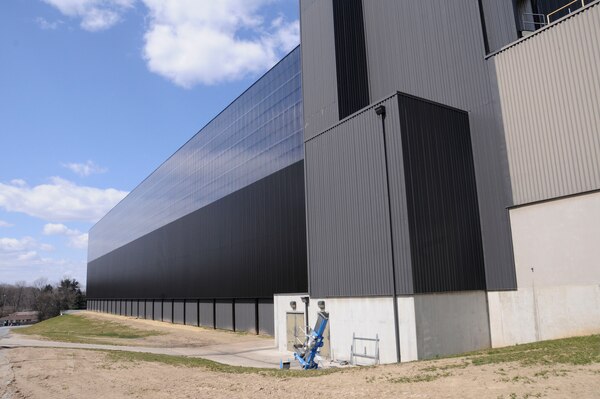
[88,161,306,300]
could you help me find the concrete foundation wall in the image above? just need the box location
[489,192,600,346]
[413,291,491,359]
[275,292,493,364]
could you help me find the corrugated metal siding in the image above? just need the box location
[305,96,408,297]
[173,301,184,324]
[481,0,518,51]
[360,0,516,290]
[215,300,233,330]
[234,300,256,333]
[139,301,145,319]
[185,301,198,326]
[153,301,162,321]
[87,161,307,299]
[300,0,339,140]
[398,95,486,293]
[163,300,172,323]
[493,3,600,205]
[199,300,214,328]
[145,301,153,319]
[332,0,370,118]
[258,299,275,335]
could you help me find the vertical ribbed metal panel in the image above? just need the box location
[332,0,370,118]
[185,301,198,326]
[360,0,516,290]
[258,299,274,335]
[153,301,162,321]
[306,96,404,297]
[300,0,339,140]
[145,301,153,319]
[481,0,518,51]
[173,301,184,324]
[215,300,233,330]
[199,300,214,328]
[132,301,138,317]
[398,95,486,293]
[493,3,600,206]
[126,300,131,316]
[139,301,145,319]
[163,300,172,323]
[234,300,257,333]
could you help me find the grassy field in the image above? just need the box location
[16,314,162,345]
[107,334,600,378]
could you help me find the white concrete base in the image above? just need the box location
[489,191,600,347]
[274,291,491,364]
[488,285,600,347]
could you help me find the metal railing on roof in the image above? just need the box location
[547,0,589,24]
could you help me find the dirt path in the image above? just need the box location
[5,347,600,399]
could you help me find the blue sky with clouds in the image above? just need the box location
[0,0,299,287]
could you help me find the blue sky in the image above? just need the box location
[0,0,299,287]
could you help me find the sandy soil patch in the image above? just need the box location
[4,347,600,399]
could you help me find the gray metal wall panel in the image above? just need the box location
[234,300,256,333]
[306,97,402,297]
[126,300,131,316]
[163,300,173,323]
[153,301,162,321]
[493,4,600,206]
[199,300,214,328]
[173,301,184,324]
[300,0,339,140]
[145,301,153,319]
[215,300,233,330]
[258,300,274,335]
[139,301,145,319]
[359,0,516,290]
[481,0,518,51]
[120,300,125,315]
[185,301,198,326]
[132,301,138,317]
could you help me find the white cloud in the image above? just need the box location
[0,177,128,223]
[62,160,108,177]
[0,220,13,228]
[41,0,134,31]
[36,17,64,30]
[43,223,89,249]
[0,238,84,285]
[141,0,300,87]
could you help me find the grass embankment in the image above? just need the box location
[109,335,600,379]
[107,351,339,378]
[390,335,600,384]
[465,334,600,366]
[17,314,162,345]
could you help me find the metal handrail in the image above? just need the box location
[522,12,547,31]
[547,0,587,24]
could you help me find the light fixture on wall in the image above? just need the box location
[290,301,297,310]
[317,300,326,310]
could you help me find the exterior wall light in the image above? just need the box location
[290,301,297,310]
[318,300,326,310]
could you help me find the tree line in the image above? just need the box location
[0,278,86,321]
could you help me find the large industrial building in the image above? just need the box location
[88,0,600,363]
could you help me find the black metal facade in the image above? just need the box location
[398,95,486,293]
[332,0,370,119]
[87,161,307,299]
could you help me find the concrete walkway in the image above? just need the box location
[0,328,295,369]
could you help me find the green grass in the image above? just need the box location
[105,350,340,378]
[464,334,600,366]
[16,314,162,345]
